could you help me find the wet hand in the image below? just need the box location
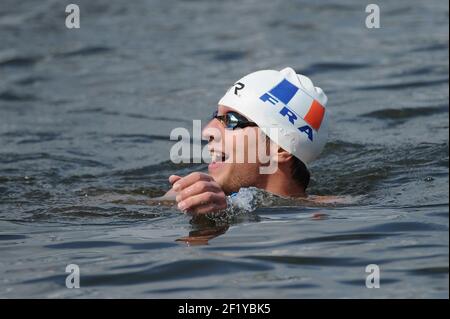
[169,172,227,215]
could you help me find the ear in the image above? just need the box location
[264,137,292,163]
[277,147,293,163]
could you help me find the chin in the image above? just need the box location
[208,163,234,192]
[208,165,227,184]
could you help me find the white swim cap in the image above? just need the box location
[218,67,328,164]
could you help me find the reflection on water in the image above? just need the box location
[0,0,448,298]
[176,223,230,246]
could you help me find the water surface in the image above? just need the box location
[0,0,448,298]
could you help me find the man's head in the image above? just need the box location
[202,67,328,196]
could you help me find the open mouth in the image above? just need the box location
[209,150,229,163]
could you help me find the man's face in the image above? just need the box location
[202,105,273,194]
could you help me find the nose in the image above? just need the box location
[202,118,222,143]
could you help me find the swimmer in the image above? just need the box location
[159,67,350,215]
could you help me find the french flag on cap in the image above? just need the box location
[260,78,326,131]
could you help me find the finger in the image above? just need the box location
[169,175,182,185]
[177,191,226,211]
[172,172,212,192]
[175,181,222,202]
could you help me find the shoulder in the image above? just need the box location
[297,195,357,206]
